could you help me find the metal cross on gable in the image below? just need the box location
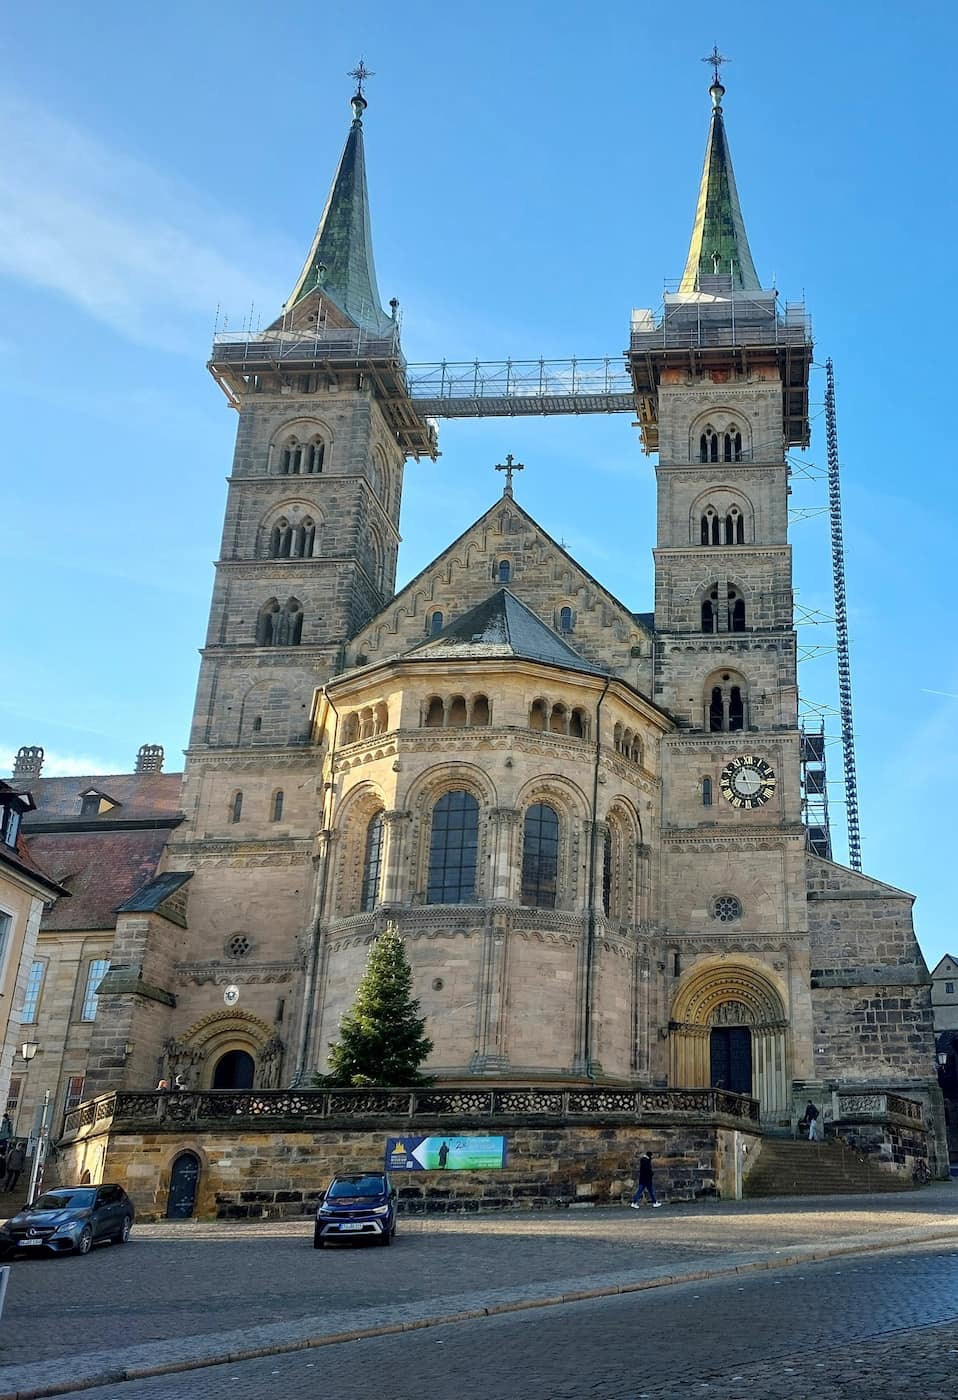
[495,453,524,496]
[702,45,730,84]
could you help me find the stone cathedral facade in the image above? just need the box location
[16,76,942,1148]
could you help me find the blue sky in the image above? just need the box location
[2,1,955,970]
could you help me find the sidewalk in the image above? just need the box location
[0,1187,954,1400]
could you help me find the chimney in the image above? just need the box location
[135,744,164,774]
[12,746,44,779]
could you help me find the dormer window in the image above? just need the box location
[79,790,118,818]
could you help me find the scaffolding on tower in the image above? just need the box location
[825,358,862,871]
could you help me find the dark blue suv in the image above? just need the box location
[313,1172,397,1248]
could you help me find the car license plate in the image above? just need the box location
[340,1222,363,1231]
[20,1240,43,1247]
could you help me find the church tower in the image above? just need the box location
[629,68,814,1120]
[157,77,435,1089]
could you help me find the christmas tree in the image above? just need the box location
[325,924,433,1086]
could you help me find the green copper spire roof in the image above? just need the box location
[286,88,393,335]
[679,78,761,293]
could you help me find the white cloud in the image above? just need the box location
[0,95,293,352]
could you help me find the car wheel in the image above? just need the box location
[312,1228,324,1250]
[116,1216,132,1244]
[76,1226,93,1256]
[380,1224,392,1246]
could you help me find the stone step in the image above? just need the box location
[744,1140,911,1197]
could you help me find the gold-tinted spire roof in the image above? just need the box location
[679,75,761,293]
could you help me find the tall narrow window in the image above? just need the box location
[430,610,443,636]
[361,810,385,911]
[709,687,724,733]
[496,560,511,583]
[0,910,9,966]
[6,1076,21,1118]
[427,790,479,904]
[702,593,717,633]
[21,961,44,1023]
[256,599,280,645]
[601,829,613,916]
[64,1076,86,1113]
[730,591,746,632]
[701,515,710,545]
[231,791,243,823]
[271,790,284,822]
[81,959,111,1022]
[702,776,713,806]
[559,606,573,633]
[304,440,324,474]
[521,803,560,908]
[729,686,744,732]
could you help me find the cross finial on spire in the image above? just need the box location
[495,453,524,497]
[701,45,729,84]
[348,59,375,97]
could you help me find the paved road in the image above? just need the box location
[57,1239,958,1399]
[0,1191,954,1369]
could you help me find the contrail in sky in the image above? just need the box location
[920,688,958,700]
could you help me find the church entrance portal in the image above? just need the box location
[211,1049,255,1089]
[166,1152,200,1219]
[709,1026,753,1095]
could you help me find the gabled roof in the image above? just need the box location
[679,80,761,294]
[25,828,174,931]
[404,589,606,675]
[931,954,958,978]
[19,772,182,828]
[284,93,393,336]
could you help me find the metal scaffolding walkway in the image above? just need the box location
[406,357,634,418]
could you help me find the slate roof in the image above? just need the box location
[679,82,761,293]
[117,870,192,914]
[20,772,182,827]
[404,589,607,676]
[285,96,393,336]
[25,828,173,931]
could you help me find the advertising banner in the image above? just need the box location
[385,1135,507,1171]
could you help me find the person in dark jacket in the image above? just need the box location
[630,1151,662,1208]
[4,1142,25,1192]
[801,1101,822,1142]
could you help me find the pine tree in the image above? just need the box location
[325,924,433,1086]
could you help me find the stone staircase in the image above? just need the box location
[744,1138,912,1197]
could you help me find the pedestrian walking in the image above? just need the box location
[801,1101,822,1142]
[0,1112,12,1140]
[4,1142,25,1192]
[630,1151,662,1208]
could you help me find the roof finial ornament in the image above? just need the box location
[701,44,729,109]
[495,453,524,497]
[348,58,374,122]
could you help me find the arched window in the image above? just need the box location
[521,803,559,908]
[708,674,748,733]
[252,716,262,733]
[730,589,746,631]
[601,828,613,916]
[723,426,743,462]
[725,507,744,546]
[271,790,284,822]
[448,695,467,726]
[496,560,511,584]
[341,713,360,744]
[297,517,316,557]
[256,598,280,645]
[569,707,587,740]
[530,699,548,730]
[361,810,385,911]
[427,790,479,904]
[702,776,713,806]
[374,702,388,734]
[549,703,568,734]
[270,518,293,558]
[702,590,717,633]
[304,438,324,474]
[275,598,303,646]
[280,437,303,475]
[230,791,243,824]
[424,696,445,727]
[559,606,573,633]
[699,426,719,463]
[429,610,443,636]
[470,694,490,725]
[702,585,746,633]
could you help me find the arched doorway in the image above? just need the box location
[166,1152,201,1219]
[211,1049,255,1089]
[669,961,788,1118]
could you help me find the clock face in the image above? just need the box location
[719,755,776,809]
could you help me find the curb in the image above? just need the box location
[2,1224,956,1400]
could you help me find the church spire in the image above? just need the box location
[679,56,761,294]
[285,63,393,335]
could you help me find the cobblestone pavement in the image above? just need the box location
[0,1188,953,1394]
[57,1239,958,1399]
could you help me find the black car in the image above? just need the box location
[314,1172,397,1247]
[0,1184,134,1257]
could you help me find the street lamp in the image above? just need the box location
[19,1042,39,1063]
[938,1052,949,1068]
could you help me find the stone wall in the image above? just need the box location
[60,1117,751,1222]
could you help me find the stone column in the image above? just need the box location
[670,1023,710,1087]
[488,807,520,903]
[380,809,411,905]
[470,916,510,1073]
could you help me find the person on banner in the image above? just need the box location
[630,1151,662,1208]
[438,1141,450,1168]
